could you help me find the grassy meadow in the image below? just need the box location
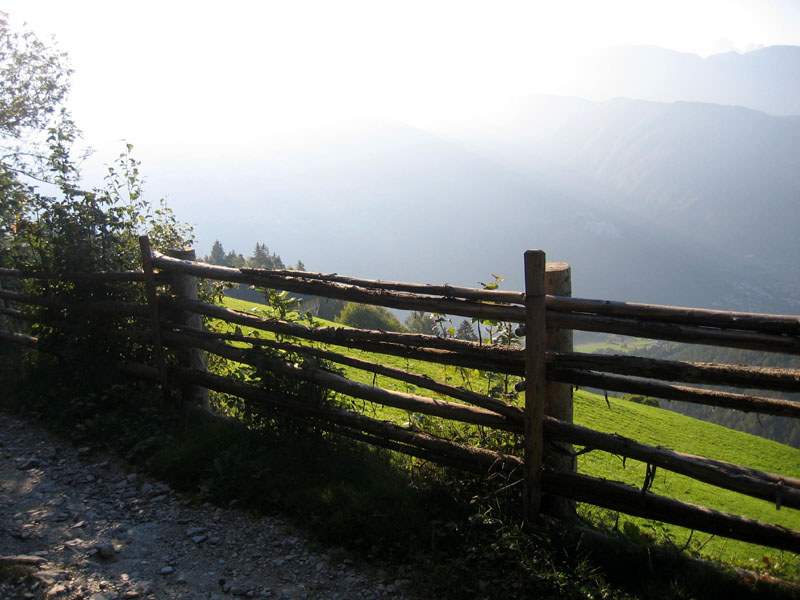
[574,391,800,574]
[575,334,658,354]
[212,294,800,578]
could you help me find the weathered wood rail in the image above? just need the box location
[1,238,800,554]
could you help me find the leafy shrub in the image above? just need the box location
[0,15,192,386]
[624,394,660,408]
[337,302,405,331]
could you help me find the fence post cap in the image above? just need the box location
[166,247,197,260]
[546,261,571,272]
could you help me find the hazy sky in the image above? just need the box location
[4,0,800,164]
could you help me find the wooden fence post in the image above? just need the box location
[0,278,7,333]
[543,261,576,518]
[138,236,173,405]
[523,250,547,521]
[165,247,211,410]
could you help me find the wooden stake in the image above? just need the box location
[543,261,576,518]
[138,236,172,404]
[0,278,7,333]
[164,247,210,410]
[523,250,547,521]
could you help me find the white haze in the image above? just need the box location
[3,1,800,312]
[5,0,800,156]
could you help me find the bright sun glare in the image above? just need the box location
[3,0,797,155]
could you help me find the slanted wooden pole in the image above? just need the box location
[0,278,7,333]
[138,236,173,404]
[543,261,576,518]
[523,250,547,521]
[165,246,210,410]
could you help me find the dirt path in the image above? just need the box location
[0,413,418,600]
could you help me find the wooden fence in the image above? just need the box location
[1,238,799,554]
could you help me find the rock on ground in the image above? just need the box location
[0,413,420,600]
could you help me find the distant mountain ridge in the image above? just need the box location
[435,96,800,290]
[558,44,800,116]
[144,43,800,315]
[151,96,800,314]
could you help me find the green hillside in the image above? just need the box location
[217,295,514,400]
[574,335,800,450]
[574,391,800,573]
[215,295,800,577]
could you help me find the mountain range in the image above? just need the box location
[556,44,800,116]
[431,94,800,307]
[146,44,800,314]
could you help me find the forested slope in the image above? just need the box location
[627,343,800,449]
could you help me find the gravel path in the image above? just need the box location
[0,414,420,600]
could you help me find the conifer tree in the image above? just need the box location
[456,320,478,341]
[207,240,226,265]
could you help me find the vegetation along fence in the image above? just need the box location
[1,237,799,554]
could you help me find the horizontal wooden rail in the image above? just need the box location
[549,367,800,419]
[0,330,38,348]
[542,469,800,553]
[0,306,26,320]
[547,311,800,355]
[547,295,800,335]
[161,329,523,433]
[544,417,800,510]
[183,366,523,474]
[181,326,523,420]
[319,425,492,474]
[152,253,525,322]
[0,267,149,282]
[241,267,526,305]
[119,360,523,475]
[162,295,525,375]
[550,352,800,394]
[0,289,150,317]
